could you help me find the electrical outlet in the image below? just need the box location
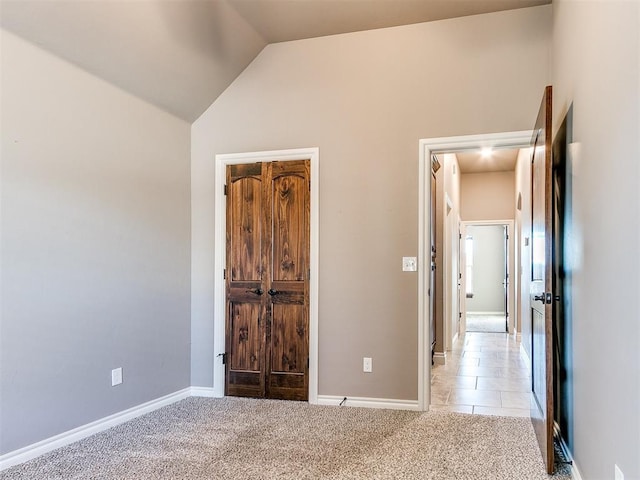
[111,367,123,386]
[402,257,417,272]
[363,357,372,373]
[615,464,624,480]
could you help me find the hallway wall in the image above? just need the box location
[552,1,640,477]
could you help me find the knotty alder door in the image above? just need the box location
[225,160,310,401]
[530,85,554,474]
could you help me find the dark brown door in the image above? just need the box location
[530,85,554,473]
[225,160,310,401]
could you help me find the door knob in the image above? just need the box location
[246,288,263,296]
[268,288,279,296]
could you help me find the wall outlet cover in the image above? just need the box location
[363,357,372,373]
[111,367,123,386]
[402,257,417,272]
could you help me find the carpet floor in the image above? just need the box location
[2,397,571,480]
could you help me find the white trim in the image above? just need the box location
[554,425,583,480]
[520,342,532,373]
[190,387,217,398]
[213,148,320,403]
[462,219,515,334]
[571,458,584,480]
[418,131,532,412]
[0,388,191,471]
[316,395,420,411]
[432,352,447,365]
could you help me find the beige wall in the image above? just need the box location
[514,148,532,357]
[191,6,552,400]
[552,1,640,478]
[460,171,515,221]
[0,30,191,454]
[434,153,461,356]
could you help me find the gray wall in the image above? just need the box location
[466,225,505,313]
[0,30,192,454]
[191,6,552,400]
[552,1,640,478]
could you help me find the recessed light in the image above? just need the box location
[481,147,493,158]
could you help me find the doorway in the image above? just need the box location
[213,148,320,402]
[418,131,532,411]
[463,223,510,334]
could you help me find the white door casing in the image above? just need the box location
[213,148,320,403]
[418,131,531,411]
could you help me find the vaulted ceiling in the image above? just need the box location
[0,0,550,122]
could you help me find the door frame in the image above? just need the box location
[418,131,531,411]
[213,147,320,403]
[460,220,515,334]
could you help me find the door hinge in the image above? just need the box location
[223,269,226,279]
[224,184,228,196]
[307,357,310,368]
[217,352,228,365]
[459,233,462,239]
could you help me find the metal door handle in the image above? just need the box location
[246,288,263,296]
[268,289,279,296]
[534,294,545,302]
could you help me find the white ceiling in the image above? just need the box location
[0,0,550,122]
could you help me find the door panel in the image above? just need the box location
[530,85,554,474]
[267,161,309,400]
[225,163,266,398]
[229,165,263,282]
[225,160,310,401]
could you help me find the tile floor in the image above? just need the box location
[430,331,532,417]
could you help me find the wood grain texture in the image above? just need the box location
[529,85,554,474]
[225,160,310,401]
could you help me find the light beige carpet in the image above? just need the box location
[2,397,570,479]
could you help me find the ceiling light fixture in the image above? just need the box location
[481,147,493,158]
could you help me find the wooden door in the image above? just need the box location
[430,156,440,357]
[225,160,310,401]
[530,85,554,473]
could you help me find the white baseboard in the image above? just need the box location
[317,395,420,411]
[190,386,220,398]
[571,460,584,480]
[554,424,583,480]
[433,352,446,365]
[0,387,191,471]
[520,342,532,373]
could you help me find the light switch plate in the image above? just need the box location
[402,257,417,272]
[111,367,123,386]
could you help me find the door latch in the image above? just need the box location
[217,352,228,365]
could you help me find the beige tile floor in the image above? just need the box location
[430,331,532,417]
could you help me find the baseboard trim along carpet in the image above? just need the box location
[1,390,422,471]
[554,424,584,480]
[0,387,192,471]
[190,386,219,398]
[317,395,420,411]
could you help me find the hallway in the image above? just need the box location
[431,332,531,417]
